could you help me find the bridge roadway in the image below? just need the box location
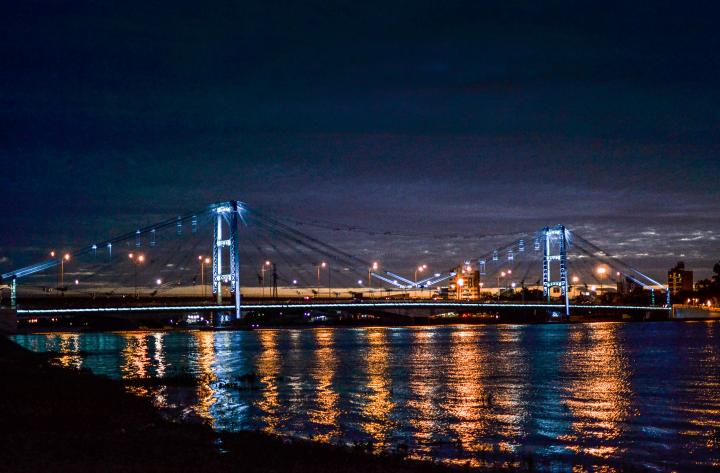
[16,301,671,316]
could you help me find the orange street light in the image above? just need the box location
[369,261,379,290]
[199,256,211,298]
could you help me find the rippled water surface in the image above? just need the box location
[13,322,720,471]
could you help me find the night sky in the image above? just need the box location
[2,1,719,279]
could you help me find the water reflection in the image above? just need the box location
[12,322,720,471]
[309,329,339,442]
[407,328,441,458]
[492,326,528,453]
[360,328,394,448]
[445,328,486,460]
[120,333,151,396]
[561,323,634,458]
[192,331,218,425]
[255,330,282,434]
[55,333,82,369]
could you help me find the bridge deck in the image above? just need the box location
[15,301,670,315]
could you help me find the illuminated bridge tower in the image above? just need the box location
[212,201,242,319]
[542,225,570,316]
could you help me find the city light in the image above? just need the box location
[156,278,162,285]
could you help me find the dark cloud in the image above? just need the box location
[2,0,719,279]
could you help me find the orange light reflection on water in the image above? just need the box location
[192,330,218,426]
[445,328,487,460]
[308,328,340,442]
[360,328,394,449]
[120,332,151,397]
[256,330,282,434]
[560,323,634,459]
[54,333,82,369]
[407,328,441,460]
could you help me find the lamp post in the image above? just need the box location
[50,251,71,291]
[369,261,378,291]
[597,266,607,293]
[317,262,326,297]
[497,271,506,301]
[60,253,70,290]
[198,256,211,298]
[414,264,427,282]
[571,276,579,298]
[261,260,271,298]
[129,253,144,298]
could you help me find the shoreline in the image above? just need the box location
[0,335,464,473]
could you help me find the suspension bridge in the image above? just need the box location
[0,200,670,325]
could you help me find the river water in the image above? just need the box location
[12,321,720,471]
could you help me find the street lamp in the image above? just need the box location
[597,266,607,293]
[456,277,464,300]
[260,260,272,298]
[571,276,579,297]
[369,261,378,290]
[129,253,145,298]
[59,253,70,290]
[317,262,326,297]
[414,264,427,282]
[198,256,211,298]
[497,271,507,300]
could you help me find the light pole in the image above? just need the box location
[571,276,579,298]
[369,261,378,291]
[327,263,332,298]
[497,271,506,300]
[261,260,271,298]
[129,253,144,298]
[414,264,427,282]
[597,266,607,294]
[317,262,326,298]
[50,251,70,291]
[198,256,211,298]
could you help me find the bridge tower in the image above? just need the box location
[542,225,570,316]
[212,201,242,319]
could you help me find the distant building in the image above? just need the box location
[617,276,643,295]
[448,264,481,300]
[668,261,693,295]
